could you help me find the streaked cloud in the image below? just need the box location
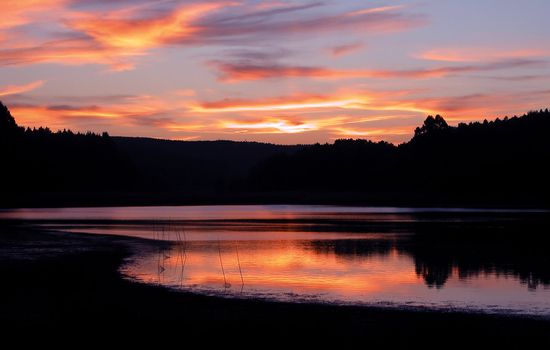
[7,93,175,129]
[333,126,412,137]
[417,47,550,62]
[0,2,230,70]
[328,42,366,57]
[1,0,66,29]
[0,2,423,70]
[191,93,368,113]
[5,85,550,143]
[172,89,197,97]
[0,80,44,97]
[210,59,544,81]
[219,114,417,137]
[190,90,444,121]
[2,1,549,144]
[401,89,550,120]
[193,3,424,40]
[223,118,319,134]
[0,38,138,71]
[66,2,227,50]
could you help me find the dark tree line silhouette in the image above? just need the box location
[0,101,298,205]
[1,100,550,206]
[1,102,134,193]
[113,136,300,193]
[250,110,550,205]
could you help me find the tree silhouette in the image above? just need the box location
[1,99,550,207]
[250,109,550,205]
[414,115,449,137]
[0,101,21,136]
[0,100,136,198]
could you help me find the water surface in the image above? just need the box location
[2,205,549,316]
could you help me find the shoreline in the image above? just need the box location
[125,276,550,321]
[2,190,549,210]
[1,223,550,341]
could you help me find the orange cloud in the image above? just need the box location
[67,3,226,51]
[348,5,406,16]
[341,5,421,33]
[184,87,550,138]
[8,94,173,128]
[0,80,44,97]
[1,0,66,29]
[191,90,443,117]
[172,89,197,97]
[8,84,547,144]
[253,1,290,10]
[380,89,550,122]
[211,59,542,82]
[0,38,138,71]
[6,93,223,139]
[0,2,230,70]
[191,93,368,113]
[219,115,418,136]
[223,119,318,134]
[333,126,412,137]
[6,89,426,142]
[0,2,424,70]
[222,116,346,134]
[417,47,550,62]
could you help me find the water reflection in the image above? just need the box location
[309,233,550,291]
[3,205,549,315]
[117,220,550,316]
[1,204,545,221]
[408,237,550,291]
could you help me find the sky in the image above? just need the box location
[1,0,549,144]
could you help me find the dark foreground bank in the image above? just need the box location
[1,223,549,344]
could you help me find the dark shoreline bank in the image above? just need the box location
[1,223,549,342]
[2,190,549,209]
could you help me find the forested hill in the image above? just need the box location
[112,137,301,191]
[1,100,549,207]
[250,110,550,204]
[1,102,133,193]
[0,101,300,202]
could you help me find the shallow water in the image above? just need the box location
[2,205,549,315]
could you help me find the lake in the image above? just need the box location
[2,205,549,316]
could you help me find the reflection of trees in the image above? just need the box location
[408,221,550,290]
[306,239,395,261]
[414,262,452,289]
[306,219,550,290]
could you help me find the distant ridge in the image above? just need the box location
[1,100,549,207]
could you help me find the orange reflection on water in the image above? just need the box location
[124,240,420,298]
[6,205,548,314]
[122,236,550,315]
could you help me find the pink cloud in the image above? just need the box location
[0,2,424,70]
[329,42,366,57]
[210,59,543,82]
[0,80,44,97]
[417,47,550,62]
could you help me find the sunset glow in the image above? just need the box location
[125,243,419,297]
[1,0,549,143]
